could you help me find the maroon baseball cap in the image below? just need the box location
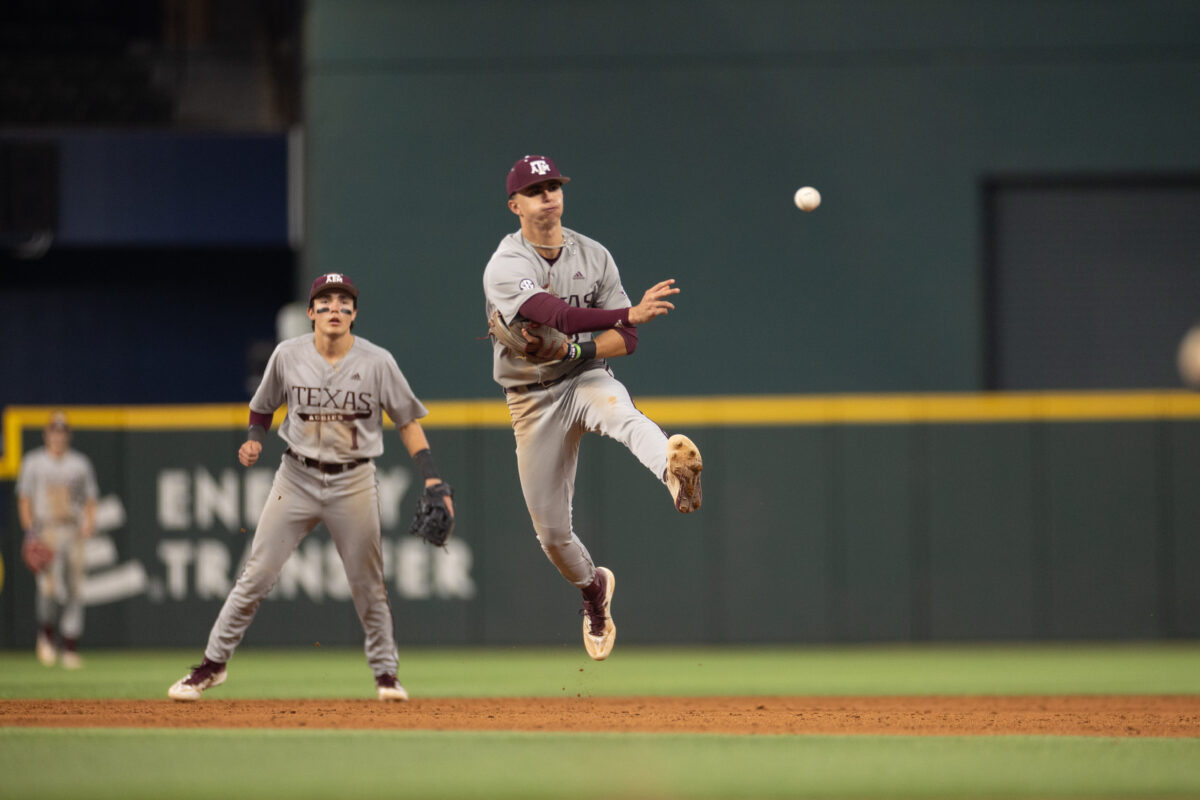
[506,154,571,196]
[308,272,358,303]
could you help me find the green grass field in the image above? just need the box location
[3,643,1200,799]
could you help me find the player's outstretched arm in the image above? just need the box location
[627,279,679,325]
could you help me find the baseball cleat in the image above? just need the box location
[375,674,410,701]
[168,657,227,701]
[581,566,616,661]
[60,650,83,670]
[665,434,703,513]
[36,632,56,667]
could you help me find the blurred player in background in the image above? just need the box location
[168,273,453,702]
[16,411,99,669]
[483,154,704,661]
[1177,323,1200,387]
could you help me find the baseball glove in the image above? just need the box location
[487,310,568,363]
[409,481,455,547]
[22,537,55,573]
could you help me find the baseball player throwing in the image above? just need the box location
[483,154,703,661]
[169,273,454,701]
[16,412,99,669]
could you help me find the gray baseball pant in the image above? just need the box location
[36,523,85,639]
[203,456,398,676]
[506,368,670,587]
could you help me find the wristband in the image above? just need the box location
[247,424,267,444]
[564,341,597,360]
[412,448,441,481]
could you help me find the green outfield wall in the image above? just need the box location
[301,1,1200,398]
[5,2,1199,649]
[3,397,1198,649]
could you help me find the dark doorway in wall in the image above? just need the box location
[984,177,1200,390]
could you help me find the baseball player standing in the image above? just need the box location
[169,273,454,701]
[16,411,99,669]
[483,154,704,661]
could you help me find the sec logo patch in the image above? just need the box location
[519,278,535,291]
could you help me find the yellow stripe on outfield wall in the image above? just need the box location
[421,391,1200,426]
[4,391,1200,478]
[629,391,1200,426]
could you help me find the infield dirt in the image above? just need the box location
[4,695,1199,737]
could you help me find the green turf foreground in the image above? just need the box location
[3,642,1200,698]
[3,728,1199,800]
[3,644,1199,799]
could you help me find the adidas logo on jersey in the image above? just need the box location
[573,271,585,280]
[351,373,361,381]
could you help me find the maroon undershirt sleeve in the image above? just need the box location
[614,325,638,354]
[519,293,631,334]
[519,292,640,354]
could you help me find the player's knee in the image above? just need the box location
[534,527,574,555]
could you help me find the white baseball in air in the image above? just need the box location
[794,186,821,212]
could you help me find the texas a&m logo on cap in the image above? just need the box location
[309,272,359,303]
[506,154,571,196]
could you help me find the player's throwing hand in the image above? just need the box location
[628,279,679,325]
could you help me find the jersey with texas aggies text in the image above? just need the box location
[483,227,631,387]
[251,334,426,462]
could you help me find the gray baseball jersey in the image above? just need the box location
[252,333,427,460]
[483,228,671,588]
[16,447,98,526]
[483,227,631,387]
[17,446,98,640]
[204,334,425,677]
